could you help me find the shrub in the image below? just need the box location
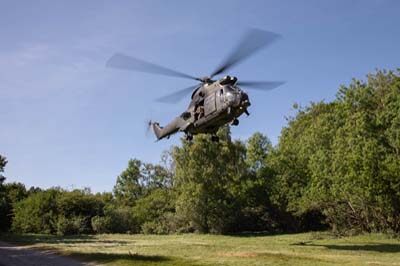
[57,215,88,236]
[91,216,112,234]
[12,189,60,234]
[104,206,138,233]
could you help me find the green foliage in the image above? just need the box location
[172,128,286,233]
[246,132,272,171]
[3,182,28,204]
[111,158,175,234]
[0,155,31,232]
[133,188,176,234]
[271,70,400,234]
[0,154,6,175]
[174,126,252,233]
[12,188,112,234]
[240,132,281,231]
[0,155,8,231]
[12,188,60,234]
[5,69,400,236]
[113,159,145,204]
[57,215,88,236]
[113,159,173,206]
[103,204,138,234]
[56,188,106,228]
[91,215,112,234]
[0,182,28,231]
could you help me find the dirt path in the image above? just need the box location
[0,241,96,266]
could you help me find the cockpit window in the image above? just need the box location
[224,86,235,92]
[220,75,238,85]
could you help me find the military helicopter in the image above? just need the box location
[106,28,284,142]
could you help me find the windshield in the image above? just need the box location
[224,86,236,92]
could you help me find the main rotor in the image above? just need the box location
[106,28,285,103]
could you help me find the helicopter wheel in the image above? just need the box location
[231,118,239,126]
[211,135,219,142]
[186,134,193,141]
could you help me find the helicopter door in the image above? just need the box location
[204,92,217,116]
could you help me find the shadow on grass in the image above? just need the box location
[227,231,286,238]
[319,244,400,253]
[228,229,330,238]
[55,251,205,266]
[0,233,131,245]
[293,243,400,253]
[0,234,205,266]
[70,252,169,263]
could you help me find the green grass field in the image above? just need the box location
[1,232,400,266]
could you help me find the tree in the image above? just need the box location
[100,203,138,234]
[0,155,8,231]
[113,159,173,205]
[173,126,248,233]
[12,188,60,234]
[55,188,107,234]
[0,155,6,173]
[246,132,272,172]
[133,188,176,234]
[11,188,113,235]
[0,182,28,231]
[114,159,144,204]
[269,70,400,234]
[0,155,7,189]
[239,132,280,232]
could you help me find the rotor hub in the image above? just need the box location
[198,76,213,84]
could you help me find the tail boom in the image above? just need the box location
[151,117,183,140]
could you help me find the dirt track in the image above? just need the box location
[0,241,95,266]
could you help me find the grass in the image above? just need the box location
[1,232,400,266]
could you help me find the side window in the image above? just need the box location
[219,89,224,103]
[180,112,191,120]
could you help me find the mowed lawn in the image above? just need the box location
[1,232,400,266]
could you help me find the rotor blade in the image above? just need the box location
[106,53,199,81]
[237,80,285,91]
[210,28,281,78]
[156,84,199,103]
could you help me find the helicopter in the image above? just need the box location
[106,28,284,142]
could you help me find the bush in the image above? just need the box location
[140,212,192,234]
[12,189,60,234]
[104,206,138,234]
[12,188,110,235]
[91,216,112,234]
[269,70,400,234]
[57,215,88,236]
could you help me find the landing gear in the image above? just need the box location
[211,135,219,142]
[186,134,193,141]
[231,118,239,126]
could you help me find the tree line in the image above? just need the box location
[1,69,399,235]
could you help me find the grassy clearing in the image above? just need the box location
[1,232,400,266]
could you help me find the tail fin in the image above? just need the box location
[149,118,180,141]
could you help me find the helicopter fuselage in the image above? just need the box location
[152,76,251,141]
[107,28,283,142]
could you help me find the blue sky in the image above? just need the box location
[1,0,399,192]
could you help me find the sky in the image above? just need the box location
[1,0,399,192]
